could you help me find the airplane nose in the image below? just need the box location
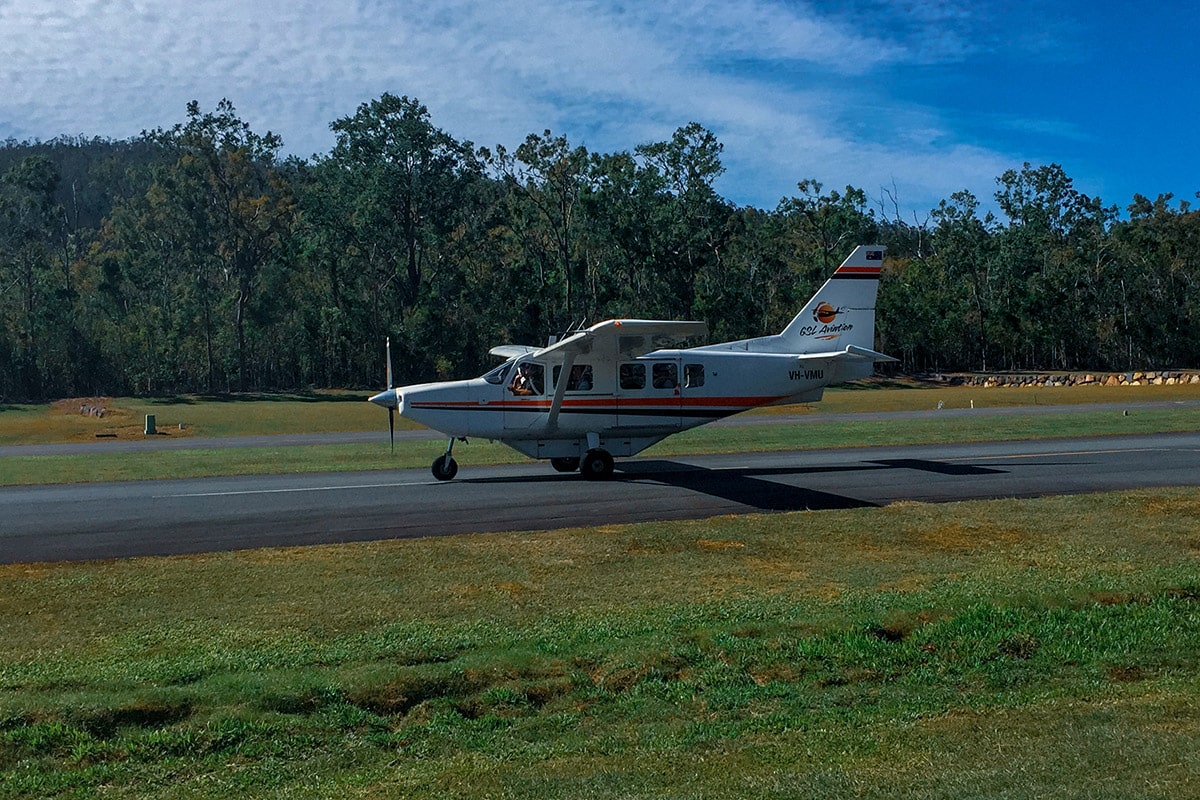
[368,389,399,410]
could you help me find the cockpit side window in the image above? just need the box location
[509,362,545,396]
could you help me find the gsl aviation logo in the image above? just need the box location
[795,301,854,340]
[812,302,842,324]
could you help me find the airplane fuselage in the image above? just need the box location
[369,245,892,479]
[390,346,868,459]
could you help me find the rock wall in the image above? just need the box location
[931,371,1200,388]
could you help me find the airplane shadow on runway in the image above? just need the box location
[463,458,1009,513]
[612,458,1009,512]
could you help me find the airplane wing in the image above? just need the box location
[489,344,539,359]
[529,319,708,432]
[795,345,899,363]
[534,319,709,360]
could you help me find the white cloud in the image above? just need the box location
[0,0,1027,213]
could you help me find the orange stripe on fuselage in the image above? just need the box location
[409,395,791,412]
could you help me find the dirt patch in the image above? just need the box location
[916,522,1025,552]
[45,397,194,441]
[696,539,745,551]
[52,396,117,415]
[1129,494,1200,518]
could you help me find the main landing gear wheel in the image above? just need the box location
[580,449,614,481]
[551,457,580,473]
[431,455,458,481]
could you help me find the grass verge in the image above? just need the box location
[4,383,1200,446]
[2,405,1197,486]
[2,488,1199,798]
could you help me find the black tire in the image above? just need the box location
[551,457,580,473]
[431,455,458,481]
[580,449,614,480]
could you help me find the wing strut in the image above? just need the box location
[546,350,577,431]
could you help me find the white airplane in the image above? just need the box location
[369,245,894,480]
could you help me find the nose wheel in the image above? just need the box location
[432,437,464,481]
[580,449,614,480]
[431,455,458,481]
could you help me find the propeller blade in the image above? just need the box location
[387,337,395,453]
[385,336,394,390]
[366,336,398,454]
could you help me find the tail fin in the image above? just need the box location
[779,245,886,354]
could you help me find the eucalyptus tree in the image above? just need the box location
[0,155,64,399]
[632,123,732,320]
[776,179,878,277]
[993,163,1116,369]
[96,100,294,392]
[577,149,650,316]
[923,190,999,370]
[485,129,594,338]
[1110,193,1200,368]
[312,94,482,380]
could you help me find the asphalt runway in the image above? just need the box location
[3,431,1198,564]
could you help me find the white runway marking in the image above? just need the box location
[944,447,1162,462]
[160,480,431,498]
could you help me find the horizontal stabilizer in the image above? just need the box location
[795,345,898,363]
[844,344,899,362]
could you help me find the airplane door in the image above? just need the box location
[617,359,682,430]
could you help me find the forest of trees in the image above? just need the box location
[1,96,1198,402]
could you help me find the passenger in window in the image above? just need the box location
[620,363,645,390]
[568,364,593,391]
[652,363,678,389]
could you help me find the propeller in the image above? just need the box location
[385,336,393,393]
[386,336,394,453]
[367,336,398,453]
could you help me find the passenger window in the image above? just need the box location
[509,362,544,396]
[652,363,678,389]
[684,364,705,388]
[552,364,594,391]
[619,363,645,390]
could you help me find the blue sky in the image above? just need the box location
[1,0,1195,217]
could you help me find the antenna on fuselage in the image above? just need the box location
[549,318,588,347]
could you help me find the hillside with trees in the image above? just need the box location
[2,97,1197,401]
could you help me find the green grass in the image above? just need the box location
[4,382,1199,447]
[2,404,1197,486]
[0,391,406,446]
[4,386,1198,795]
[2,489,1199,797]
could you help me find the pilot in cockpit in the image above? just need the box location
[510,363,542,396]
[510,364,533,395]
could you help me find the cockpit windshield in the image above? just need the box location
[482,360,513,385]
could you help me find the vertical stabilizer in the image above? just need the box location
[779,245,886,354]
